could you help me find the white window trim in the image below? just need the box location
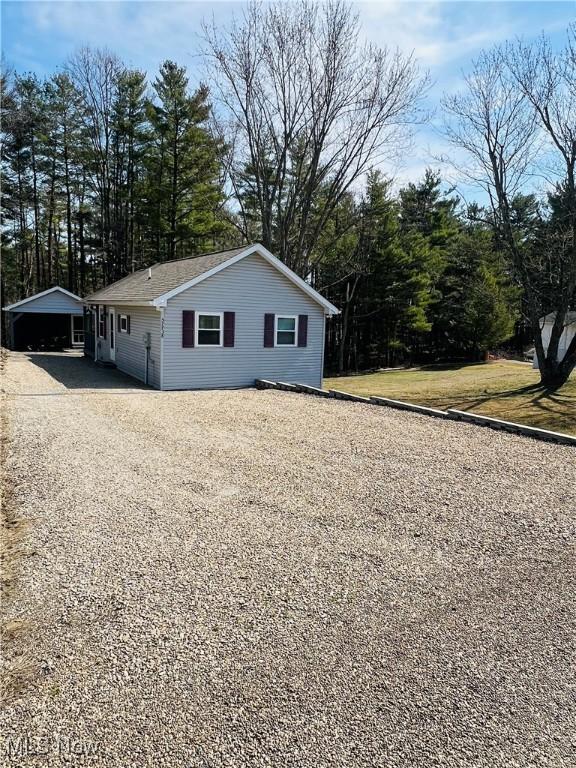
[274,314,297,347]
[195,311,224,348]
[71,315,84,347]
[119,314,129,333]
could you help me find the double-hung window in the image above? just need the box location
[71,315,84,346]
[196,312,223,347]
[119,314,129,333]
[275,315,297,347]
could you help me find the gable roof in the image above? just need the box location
[3,285,83,312]
[85,244,339,315]
[85,246,247,306]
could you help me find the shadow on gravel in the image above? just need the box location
[24,352,150,391]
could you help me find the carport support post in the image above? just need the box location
[6,313,16,349]
[5,313,23,350]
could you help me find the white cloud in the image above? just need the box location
[11,0,574,194]
[22,1,235,82]
[356,0,515,68]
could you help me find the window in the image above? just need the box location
[109,311,115,350]
[196,312,223,347]
[71,315,84,346]
[98,306,105,338]
[119,314,129,333]
[275,315,297,346]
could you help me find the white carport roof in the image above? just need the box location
[3,286,83,312]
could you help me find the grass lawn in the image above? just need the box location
[324,361,576,436]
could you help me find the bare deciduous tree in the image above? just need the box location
[505,27,576,384]
[442,25,576,387]
[204,0,429,277]
[67,47,122,280]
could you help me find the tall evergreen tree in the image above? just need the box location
[431,224,517,360]
[145,61,226,261]
[111,69,149,274]
[320,172,436,371]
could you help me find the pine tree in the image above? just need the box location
[145,61,226,261]
[363,172,434,367]
[111,69,149,274]
[432,224,518,360]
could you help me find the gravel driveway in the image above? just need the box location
[1,351,575,767]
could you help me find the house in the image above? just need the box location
[84,243,339,390]
[532,311,576,369]
[2,286,84,351]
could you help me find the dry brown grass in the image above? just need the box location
[325,361,576,435]
[0,359,36,704]
[0,508,29,600]
[0,353,25,600]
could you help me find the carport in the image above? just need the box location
[3,286,85,351]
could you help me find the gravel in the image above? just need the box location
[1,351,575,767]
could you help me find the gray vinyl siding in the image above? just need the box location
[14,290,83,314]
[114,305,161,388]
[162,253,325,390]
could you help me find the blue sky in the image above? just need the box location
[2,1,575,193]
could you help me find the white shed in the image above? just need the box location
[533,311,576,369]
[3,286,85,351]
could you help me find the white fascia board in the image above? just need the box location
[83,298,154,307]
[152,243,340,315]
[3,285,83,311]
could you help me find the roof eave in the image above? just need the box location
[84,298,155,307]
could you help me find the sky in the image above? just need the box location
[2,0,575,196]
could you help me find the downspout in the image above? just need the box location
[320,312,327,388]
[159,306,165,390]
[143,331,152,386]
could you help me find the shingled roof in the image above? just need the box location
[85,243,339,314]
[85,246,249,304]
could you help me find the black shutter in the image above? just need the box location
[117,314,121,332]
[127,315,131,335]
[223,312,235,347]
[298,314,308,347]
[264,314,274,347]
[182,310,195,347]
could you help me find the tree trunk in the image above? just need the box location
[30,136,42,290]
[169,123,179,261]
[78,211,86,296]
[64,135,75,292]
[338,277,359,373]
[17,164,30,295]
[538,340,576,388]
[46,187,54,285]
